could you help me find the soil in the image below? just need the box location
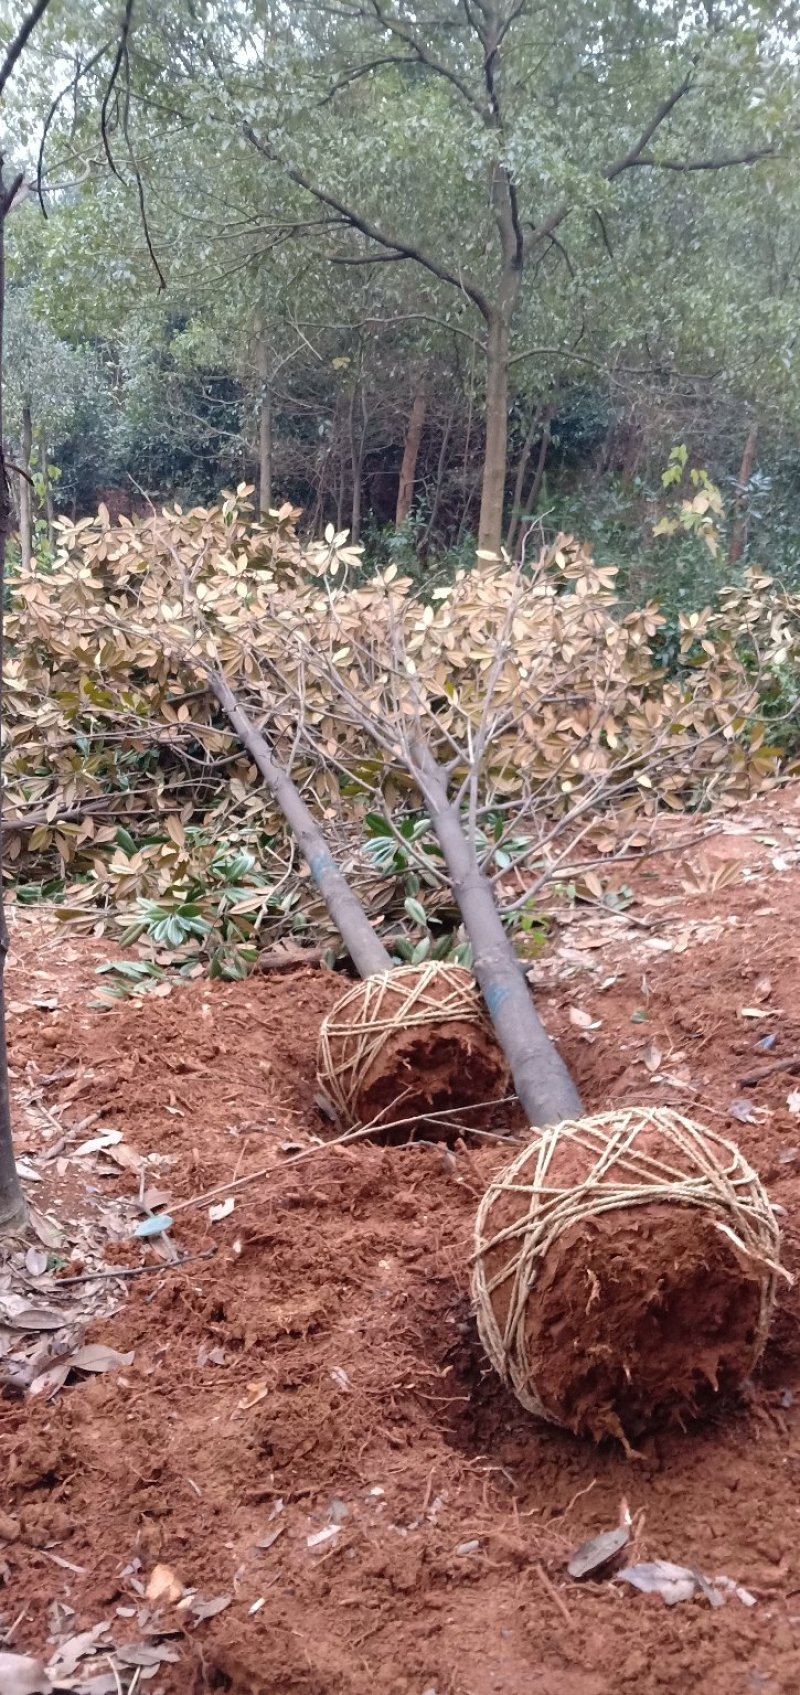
[2,784,800,1695]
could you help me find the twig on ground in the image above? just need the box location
[55,1248,217,1285]
[740,1056,800,1087]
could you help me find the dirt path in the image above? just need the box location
[2,785,800,1694]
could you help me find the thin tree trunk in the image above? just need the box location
[506,401,543,557]
[41,433,55,546]
[395,383,426,527]
[524,412,552,514]
[0,160,26,1233]
[207,669,392,979]
[408,737,583,1127]
[255,332,272,516]
[420,411,453,556]
[729,417,759,567]
[348,381,365,544]
[18,397,32,568]
[478,314,510,558]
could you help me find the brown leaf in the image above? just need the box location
[237,1379,270,1411]
[146,1563,184,1605]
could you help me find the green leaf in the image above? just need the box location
[404,896,429,928]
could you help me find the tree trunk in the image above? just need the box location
[506,401,543,557]
[408,737,583,1127]
[41,433,55,546]
[207,669,392,980]
[729,417,759,567]
[524,412,552,515]
[0,163,26,1234]
[18,396,32,568]
[420,411,453,557]
[477,314,510,558]
[395,384,426,527]
[348,382,364,544]
[255,333,272,516]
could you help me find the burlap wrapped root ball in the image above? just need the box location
[472,1107,784,1444]
[317,962,509,1137]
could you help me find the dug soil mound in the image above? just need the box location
[2,787,800,1694]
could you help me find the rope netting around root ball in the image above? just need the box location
[472,1106,785,1426]
[317,960,506,1129]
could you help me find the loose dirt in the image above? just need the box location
[2,786,800,1695]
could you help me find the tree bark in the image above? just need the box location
[524,412,552,515]
[506,401,543,557]
[207,669,392,979]
[0,159,26,1234]
[41,433,55,546]
[18,396,32,568]
[395,383,426,527]
[729,417,759,567]
[255,332,272,516]
[478,313,510,558]
[408,737,583,1127]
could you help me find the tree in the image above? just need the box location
[165,0,799,556]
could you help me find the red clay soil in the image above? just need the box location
[3,794,800,1695]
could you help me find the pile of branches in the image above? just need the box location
[4,489,798,984]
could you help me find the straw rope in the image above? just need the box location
[317,961,493,1123]
[471,1106,784,1423]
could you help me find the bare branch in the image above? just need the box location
[0,0,53,99]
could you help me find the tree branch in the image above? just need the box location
[622,142,781,172]
[242,122,492,320]
[0,0,53,98]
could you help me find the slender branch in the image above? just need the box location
[0,0,52,97]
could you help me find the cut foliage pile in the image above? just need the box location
[4,491,798,984]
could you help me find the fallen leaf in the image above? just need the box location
[135,1214,173,1238]
[307,1524,340,1549]
[28,1361,72,1399]
[0,1300,69,1332]
[330,1366,351,1392]
[617,1560,697,1604]
[191,1593,233,1621]
[0,1652,51,1694]
[740,1007,772,1019]
[114,1642,180,1668]
[255,1525,286,1551]
[67,1344,135,1374]
[568,1006,598,1031]
[25,1247,48,1277]
[146,1563,184,1605]
[46,1622,111,1680]
[642,1042,662,1074]
[238,1379,270,1411]
[209,1197,235,1222]
[567,1526,630,1580]
[104,1143,143,1172]
[72,1130,123,1157]
[728,1099,756,1124]
[26,1207,63,1249]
